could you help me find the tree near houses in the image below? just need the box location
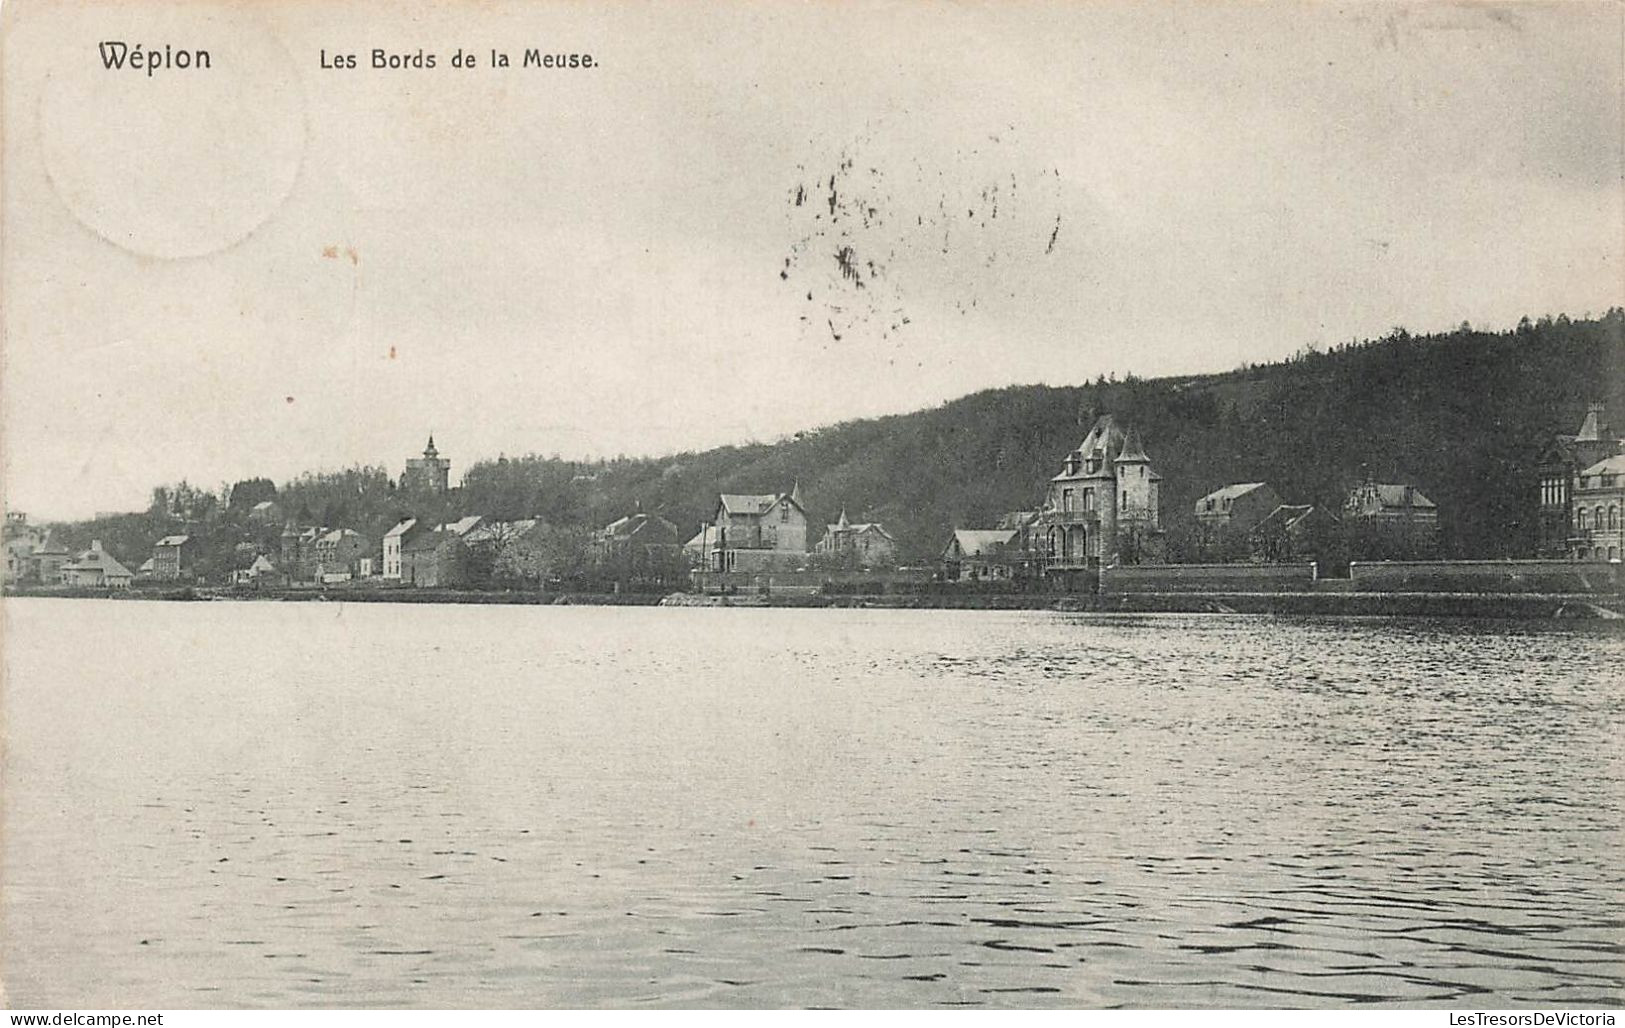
[493,524,592,590]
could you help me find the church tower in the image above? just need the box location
[403,435,451,494]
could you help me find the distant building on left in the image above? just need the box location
[4,512,46,583]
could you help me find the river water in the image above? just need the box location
[3,598,1621,1008]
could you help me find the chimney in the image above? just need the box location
[90,540,103,552]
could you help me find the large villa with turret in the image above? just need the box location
[1034,414,1165,582]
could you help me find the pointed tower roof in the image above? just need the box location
[837,507,850,528]
[424,434,439,457]
[1114,426,1150,463]
[789,479,805,507]
[1575,403,1607,443]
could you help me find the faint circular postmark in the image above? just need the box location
[38,9,306,260]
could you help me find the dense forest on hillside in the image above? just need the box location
[45,311,1625,573]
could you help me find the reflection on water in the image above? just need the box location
[3,599,1621,1008]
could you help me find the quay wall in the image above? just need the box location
[1100,563,1318,594]
[1348,560,1620,595]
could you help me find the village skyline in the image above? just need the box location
[3,2,1621,520]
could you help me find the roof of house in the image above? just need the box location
[383,518,418,539]
[1196,482,1271,506]
[718,493,789,516]
[1251,504,1322,533]
[1581,454,1625,477]
[250,500,278,511]
[684,528,708,550]
[826,521,893,539]
[440,516,483,537]
[946,528,1019,558]
[1114,426,1151,463]
[1357,483,1437,510]
[1575,405,1610,443]
[66,547,134,578]
[465,518,541,544]
[995,510,1040,530]
[1053,415,1137,481]
[249,554,277,570]
[155,535,191,547]
[602,512,679,541]
[33,534,69,556]
[316,528,362,545]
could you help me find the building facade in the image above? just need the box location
[31,535,71,584]
[382,518,419,580]
[312,528,372,581]
[1343,477,1439,557]
[279,523,320,583]
[4,512,46,583]
[1194,482,1284,558]
[62,541,133,589]
[402,436,451,494]
[1033,415,1165,578]
[401,529,467,587]
[1536,404,1625,558]
[940,529,1021,582]
[1248,504,1338,564]
[815,510,898,567]
[1571,455,1624,561]
[151,534,196,581]
[696,484,810,573]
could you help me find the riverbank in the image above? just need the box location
[5,584,1622,619]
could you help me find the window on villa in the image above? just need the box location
[1062,488,1072,511]
[1578,509,1589,529]
[780,505,789,522]
[1084,490,1094,511]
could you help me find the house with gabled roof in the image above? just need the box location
[1194,482,1284,559]
[1571,453,1625,561]
[1344,475,1439,557]
[382,518,420,580]
[313,528,371,581]
[31,533,71,585]
[1248,504,1339,563]
[151,534,196,581]
[1032,414,1165,578]
[815,509,898,567]
[597,511,681,552]
[62,541,133,589]
[941,528,1022,582]
[698,483,810,573]
[401,528,470,587]
[1537,403,1625,558]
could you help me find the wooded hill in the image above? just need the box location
[48,311,1625,573]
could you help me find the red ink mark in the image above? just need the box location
[388,346,396,360]
[321,246,338,259]
[345,247,359,266]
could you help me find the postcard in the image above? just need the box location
[2,0,1622,1013]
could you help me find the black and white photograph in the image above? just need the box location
[1,0,1622,1015]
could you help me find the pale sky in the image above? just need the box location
[3,0,1621,519]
